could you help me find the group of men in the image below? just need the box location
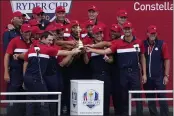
[3,4,170,116]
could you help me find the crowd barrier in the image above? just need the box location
[0,90,173,116]
[128,90,173,116]
[0,92,62,115]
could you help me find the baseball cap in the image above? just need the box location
[31,26,44,34]
[88,5,98,11]
[71,20,80,27]
[32,6,44,14]
[55,6,65,13]
[147,25,157,34]
[110,24,122,32]
[29,19,40,26]
[55,23,64,30]
[13,11,23,18]
[117,10,128,17]
[85,20,94,27]
[123,21,132,28]
[21,24,32,33]
[92,25,103,34]
[45,24,57,31]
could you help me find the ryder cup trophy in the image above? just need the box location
[77,25,84,49]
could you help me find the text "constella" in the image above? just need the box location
[134,2,173,11]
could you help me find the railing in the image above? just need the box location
[128,90,173,116]
[0,92,62,115]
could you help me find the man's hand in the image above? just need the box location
[163,76,169,85]
[103,55,113,63]
[4,72,10,82]
[13,54,20,60]
[103,55,109,61]
[72,48,81,55]
[86,47,94,53]
[7,24,15,30]
[68,41,77,47]
[142,75,147,84]
[85,44,94,48]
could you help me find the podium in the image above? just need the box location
[70,80,104,115]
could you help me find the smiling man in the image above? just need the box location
[87,5,109,41]
[86,21,146,116]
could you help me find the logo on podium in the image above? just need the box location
[72,89,77,107]
[82,89,100,109]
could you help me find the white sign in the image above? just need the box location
[10,0,72,21]
[70,80,104,115]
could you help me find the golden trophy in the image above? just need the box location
[77,25,84,49]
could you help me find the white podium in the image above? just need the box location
[70,80,104,115]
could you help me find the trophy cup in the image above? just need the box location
[77,25,84,49]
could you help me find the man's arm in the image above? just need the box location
[83,52,90,64]
[23,61,28,75]
[59,55,74,67]
[140,54,147,84]
[57,48,81,56]
[86,47,112,55]
[4,53,10,82]
[3,31,11,53]
[86,41,111,48]
[13,53,25,60]
[55,40,76,46]
[164,59,170,77]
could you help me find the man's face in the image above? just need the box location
[57,29,64,38]
[86,25,94,34]
[71,25,79,35]
[33,33,41,40]
[117,16,127,25]
[13,16,23,26]
[88,10,98,20]
[148,33,157,41]
[33,13,43,22]
[56,11,66,21]
[110,30,121,39]
[44,35,54,45]
[94,31,103,41]
[123,27,132,37]
[22,31,31,41]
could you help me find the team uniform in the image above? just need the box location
[24,43,58,116]
[44,45,62,116]
[61,35,87,114]
[110,37,144,116]
[3,28,21,52]
[88,47,111,115]
[143,39,170,116]
[5,36,30,116]
[108,24,122,115]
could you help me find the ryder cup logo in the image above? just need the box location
[72,89,77,107]
[82,89,100,109]
[10,0,72,21]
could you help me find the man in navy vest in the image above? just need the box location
[3,11,23,52]
[143,25,170,116]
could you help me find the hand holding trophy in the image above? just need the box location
[77,24,84,49]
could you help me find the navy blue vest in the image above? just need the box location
[144,39,164,78]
